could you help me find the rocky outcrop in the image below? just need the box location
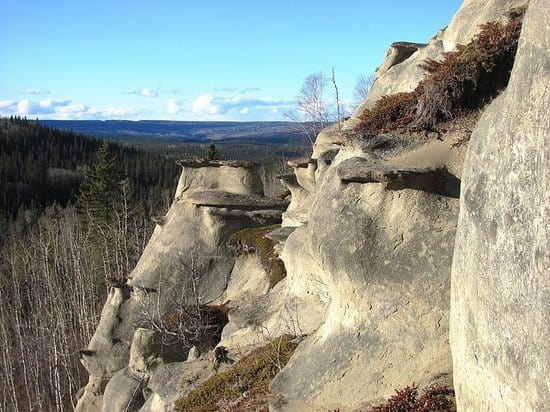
[343,0,529,132]
[271,135,461,410]
[76,160,286,411]
[450,0,550,410]
[75,0,549,410]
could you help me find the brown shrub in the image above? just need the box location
[159,304,229,351]
[368,384,455,412]
[357,8,525,133]
[357,92,417,134]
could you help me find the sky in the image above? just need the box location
[0,0,463,121]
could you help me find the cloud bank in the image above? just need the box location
[191,94,294,117]
[0,98,144,120]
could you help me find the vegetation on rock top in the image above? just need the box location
[357,8,526,134]
[174,335,298,412]
[228,224,287,288]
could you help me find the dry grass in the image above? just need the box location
[228,225,287,288]
[357,8,525,134]
[174,335,298,412]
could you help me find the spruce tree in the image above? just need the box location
[206,143,220,160]
[76,140,123,225]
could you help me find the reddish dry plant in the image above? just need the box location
[160,304,229,351]
[357,8,525,134]
[368,384,455,412]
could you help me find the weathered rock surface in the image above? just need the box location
[376,41,428,77]
[75,1,548,411]
[337,156,439,184]
[175,158,264,198]
[185,190,288,210]
[76,160,284,411]
[278,173,311,227]
[450,0,550,410]
[272,143,459,409]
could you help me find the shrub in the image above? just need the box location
[357,8,525,134]
[174,335,298,412]
[228,225,287,288]
[368,384,455,412]
[160,304,230,351]
[356,92,417,135]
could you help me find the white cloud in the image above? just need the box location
[192,94,219,115]
[214,85,237,92]
[191,94,294,117]
[56,105,143,119]
[141,88,157,97]
[12,98,71,115]
[123,88,158,97]
[241,87,261,94]
[166,98,182,115]
[24,88,50,95]
[0,98,144,120]
[0,100,18,111]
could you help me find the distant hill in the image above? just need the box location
[41,120,310,144]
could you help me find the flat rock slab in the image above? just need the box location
[391,41,428,50]
[185,190,289,210]
[176,159,258,168]
[337,157,439,184]
[288,157,316,168]
[276,173,299,186]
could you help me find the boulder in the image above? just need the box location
[174,159,264,198]
[450,0,550,409]
[102,368,146,412]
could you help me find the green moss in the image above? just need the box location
[228,225,287,288]
[357,8,525,134]
[174,335,298,412]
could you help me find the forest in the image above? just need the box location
[0,116,182,410]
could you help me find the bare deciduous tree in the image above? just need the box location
[0,204,155,411]
[285,72,330,146]
[353,73,375,108]
[135,251,228,352]
[331,67,342,134]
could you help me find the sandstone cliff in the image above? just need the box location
[450,0,549,409]
[75,0,548,410]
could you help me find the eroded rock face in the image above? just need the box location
[76,160,285,411]
[272,139,460,410]
[450,0,550,409]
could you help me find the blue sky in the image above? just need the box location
[0,0,462,121]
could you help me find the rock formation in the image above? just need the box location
[450,0,550,409]
[76,160,287,411]
[75,0,549,410]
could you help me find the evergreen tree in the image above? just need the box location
[206,143,220,160]
[76,140,123,224]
